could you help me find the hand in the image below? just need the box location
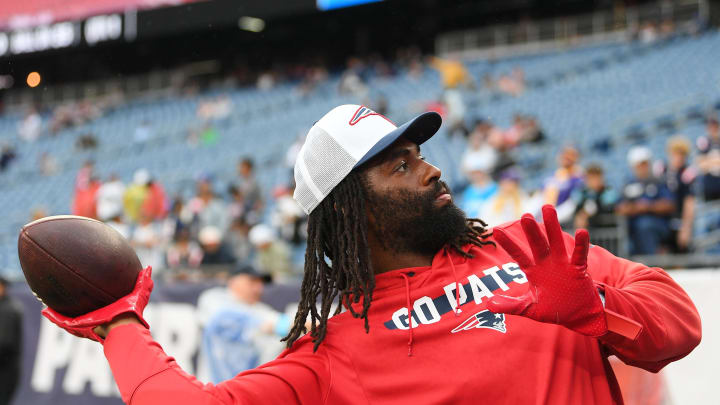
[488,205,607,337]
[42,266,154,343]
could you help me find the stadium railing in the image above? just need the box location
[436,0,709,57]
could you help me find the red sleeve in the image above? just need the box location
[104,324,330,405]
[583,241,702,373]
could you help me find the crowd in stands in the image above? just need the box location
[69,156,303,285]
[456,115,720,256]
[7,38,712,280]
[62,103,720,290]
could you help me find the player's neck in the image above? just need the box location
[367,231,434,274]
[372,252,434,274]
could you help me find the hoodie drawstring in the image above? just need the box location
[399,249,461,357]
[446,248,461,316]
[400,272,413,357]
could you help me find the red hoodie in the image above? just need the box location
[104,220,701,404]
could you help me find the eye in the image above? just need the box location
[395,160,408,172]
[419,154,426,161]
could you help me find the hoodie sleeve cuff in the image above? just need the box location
[596,283,643,340]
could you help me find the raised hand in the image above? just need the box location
[487,205,607,337]
[42,266,154,343]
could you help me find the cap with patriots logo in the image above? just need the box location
[293,104,442,215]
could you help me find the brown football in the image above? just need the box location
[18,215,142,317]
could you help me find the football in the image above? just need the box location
[17,215,142,317]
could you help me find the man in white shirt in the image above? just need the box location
[197,265,289,382]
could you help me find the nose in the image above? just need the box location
[421,160,442,187]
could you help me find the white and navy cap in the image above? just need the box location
[293,105,442,215]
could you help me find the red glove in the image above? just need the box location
[487,205,608,337]
[42,266,154,343]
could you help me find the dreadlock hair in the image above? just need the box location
[282,171,495,351]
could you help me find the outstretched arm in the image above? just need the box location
[43,268,329,405]
[489,205,701,372]
[103,322,328,405]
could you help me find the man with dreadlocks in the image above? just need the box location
[43,105,700,404]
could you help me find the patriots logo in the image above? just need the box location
[349,106,380,126]
[451,310,506,334]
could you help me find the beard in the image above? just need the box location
[365,180,467,256]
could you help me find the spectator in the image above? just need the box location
[188,178,229,234]
[199,226,237,267]
[338,57,369,99]
[96,174,126,222]
[442,88,469,138]
[664,137,697,252]
[50,104,74,133]
[503,114,526,148]
[543,146,584,225]
[75,132,99,150]
[256,72,275,91]
[639,22,659,43]
[0,276,23,405]
[18,107,42,142]
[106,214,131,240]
[460,121,499,175]
[197,265,287,383]
[97,174,130,238]
[285,133,306,184]
[572,164,620,230]
[696,118,720,201]
[506,114,546,145]
[248,224,292,281]
[0,144,16,172]
[38,152,58,176]
[497,68,525,96]
[196,96,233,122]
[142,178,168,221]
[520,116,546,144]
[428,56,474,90]
[124,169,150,223]
[696,118,720,154]
[161,197,192,243]
[236,158,263,224]
[270,186,306,245]
[71,161,101,218]
[131,212,165,271]
[226,217,253,264]
[458,157,498,219]
[616,147,675,255]
[166,228,204,272]
[428,56,473,137]
[227,185,246,223]
[482,168,529,227]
